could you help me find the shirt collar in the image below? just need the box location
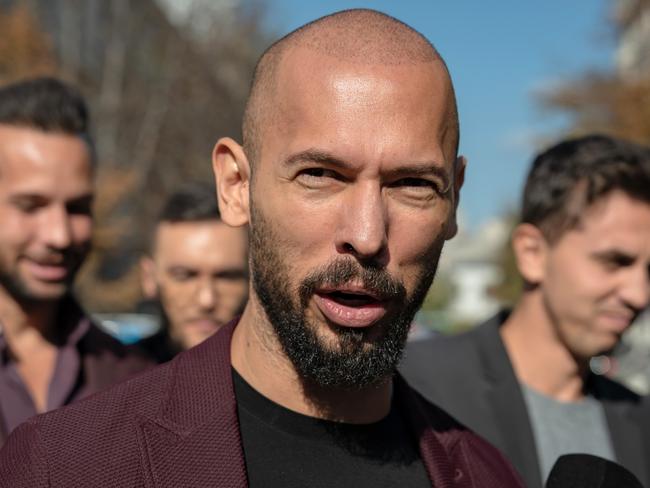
[0,295,90,362]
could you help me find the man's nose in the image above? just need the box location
[196,281,217,311]
[41,206,72,250]
[335,183,388,264]
[620,266,650,311]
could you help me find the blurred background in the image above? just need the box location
[0,0,648,390]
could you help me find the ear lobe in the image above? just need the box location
[212,137,251,227]
[511,223,547,284]
[444,155,467,240]
[140,256,158,299]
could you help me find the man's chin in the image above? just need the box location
[9,279,69,303]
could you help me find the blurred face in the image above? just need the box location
[540,191,650,359]
[143,221,248,350]
[0,125,93,303]
[248,49,462,387]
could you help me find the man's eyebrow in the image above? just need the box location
[283,149,353,171]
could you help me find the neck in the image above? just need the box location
[501,293,588,402]
[0,287,60,345]
[231,298,393,424]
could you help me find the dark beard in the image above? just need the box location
[249,204,438,389]
[0,255,82,305]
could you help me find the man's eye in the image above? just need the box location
[599,254,635,270]
[13,200,42,213]
[299,168,338,179]
[169,269,195,281]
[67,198,93,216]
[67,203,92,216]
[391,178,440,193]
[295,167,342,187]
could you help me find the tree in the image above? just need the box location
[537,0,650,145]
[0,3,56,82]
[539,72,650,144]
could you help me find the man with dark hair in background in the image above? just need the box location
[0,77,152,445]
[0,10,524,486]
[402,134,650,488]
[138,183,248,363]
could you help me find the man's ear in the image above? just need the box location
[511,223,548,284]
[212,137,251,227]
[140,256,158,299]
[445,155,467,240]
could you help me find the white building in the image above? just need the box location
[441,217,510,325]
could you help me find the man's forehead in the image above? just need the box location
[154,221,246,253]
[262,51,455,165]
[555,192,650,248]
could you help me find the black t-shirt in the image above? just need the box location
[233,369,431,488]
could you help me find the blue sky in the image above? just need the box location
[264,1,614,230]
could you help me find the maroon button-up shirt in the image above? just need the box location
[0,311,90,438]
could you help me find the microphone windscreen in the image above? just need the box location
[546,454,643,488]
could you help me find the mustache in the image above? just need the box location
[299,258,406,305]
[27,247,86,264]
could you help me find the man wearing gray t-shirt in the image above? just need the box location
[402,135,650,488]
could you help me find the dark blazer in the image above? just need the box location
[0,319,524,487]
[400,311,650,488]
[0,322,153,445]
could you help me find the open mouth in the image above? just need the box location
[313,288,388,328]
[323,290,379,306]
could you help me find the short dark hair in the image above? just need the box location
[521,134,650,242]
[158,182,221,224]
[0,77,92,143]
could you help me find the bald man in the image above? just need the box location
[0,10,523,487]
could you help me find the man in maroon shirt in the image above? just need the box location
[0,11,523,486]
[0,78,152,445]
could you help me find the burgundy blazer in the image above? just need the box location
[0,322,154,446]
[0,320,524,487]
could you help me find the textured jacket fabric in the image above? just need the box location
[0,318,524,487]
[400,311,650,488]
[0,302,154,445]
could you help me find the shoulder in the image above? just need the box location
[403,314,503,364]
[0,421,49,487]
[400,315,502,390]
[404,325,480,360]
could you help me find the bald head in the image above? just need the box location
[243,9,459,168]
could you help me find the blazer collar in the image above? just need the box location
[601,391,648,484]
[138,318,248,487]
[475,312,544,488]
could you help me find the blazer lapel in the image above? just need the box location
[604,399,648,484]
[478,316,543,488]
[137,319,248,488]
[138,404,247,488]
[0,416,6,446]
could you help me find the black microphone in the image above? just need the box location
[546,454,644,488]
